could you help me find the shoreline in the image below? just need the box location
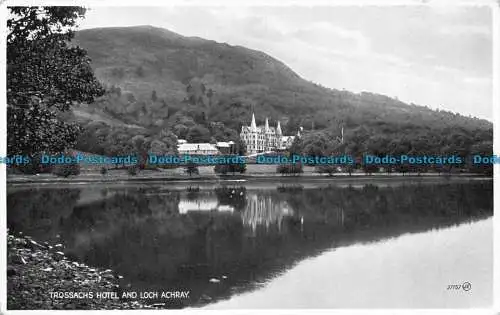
[6,172,491,185]
[6,232,158,310]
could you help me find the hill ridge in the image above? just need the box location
[69,25,492,163]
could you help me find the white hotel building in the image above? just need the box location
[240,113,300,154]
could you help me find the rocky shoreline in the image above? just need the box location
[7,232,154,310]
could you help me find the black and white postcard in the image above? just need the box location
[1,0,497,312]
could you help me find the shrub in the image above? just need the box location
[214,164,228,175]
[14,154,53,174]
[127,166,138,176]
[277,163,303,176]
[52,163,80,177]
[214,163,246,175]
[316,165,337,176]
[234,163,247,174]
[185,163,199,176]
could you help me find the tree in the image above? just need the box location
[125,92,136,103]
[467,140,493,175]
[235,139,247,156]
[186,125,211,143]
[149,139,168,155]
[207,88,214,108]
[111,85,122,96]
[131,135,150,169]
[135,65,144,77]
[7,7,104,165]
[173,124,189,139]
[285,116,300,134]
[158,129,179,155]
[316,164,337,176]
[185,163,199,176]
[51,152,81,177]
[75,122,108,155]
[52,162,80,177]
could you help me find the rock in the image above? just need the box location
[11,254,27,265]
[53,255,64,262]
[65,303,76,309]
[28,240,45,249]
[7,266,17,276]
[7,231,151,310]
[15,238,27,246]
[102,274,114,280]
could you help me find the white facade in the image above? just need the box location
[178,143,219,155]
[178,196,234,214]
[240,113,299,154]
[241,194,293,233]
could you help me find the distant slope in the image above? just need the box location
[71,104,145,130]
[74,25,490,129]
[71,25,491,159]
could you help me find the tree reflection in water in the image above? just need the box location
[7,180,492,308]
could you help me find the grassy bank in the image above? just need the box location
[8,163,490,183]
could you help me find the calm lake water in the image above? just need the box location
[7,178,493,308]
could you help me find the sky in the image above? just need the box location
[79,5,494,120]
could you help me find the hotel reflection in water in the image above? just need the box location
[178,191,295,234]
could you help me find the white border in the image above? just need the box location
[0,0,498,6]
[0,1,498,315]
[492,0,499,313]
[1,0,7,313]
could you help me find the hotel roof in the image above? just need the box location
[178,143,219,152]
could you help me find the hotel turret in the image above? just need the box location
[240,113,300,154]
